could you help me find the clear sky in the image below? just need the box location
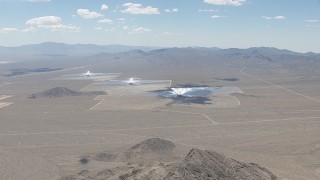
[0,0,319,52]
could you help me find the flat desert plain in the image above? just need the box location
[0,53,320,180]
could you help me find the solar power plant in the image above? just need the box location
[1,1,320,178]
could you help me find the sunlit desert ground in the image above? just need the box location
[0,52,320,180]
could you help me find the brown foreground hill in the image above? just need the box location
[61,138,277,180]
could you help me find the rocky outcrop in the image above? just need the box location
[164,148,277,180]
[61,138,277,180]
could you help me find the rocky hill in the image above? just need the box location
[165,148,277,180]
[124,138,176,158]
[61,138,277,180]
[94,138,177,162]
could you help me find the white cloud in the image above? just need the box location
[262,16,272,20]
[77,9,104,19]
[129,27,151,34]
[21,27,38,33]
[38,24,80,32]
[94,27,103,30]
[305,19,318,23]
[117,18,126,24]
[26,16,61,25]
[0,28,19,34]
[0,27,38,34]
[306,24,319,28]
[101,4,109,11]
[121,3,160,14]
[26,16,80,32]
[162,31,172,35]
[211,15,225,19]
[123,26,129,30]
[274,16,286,20]
[204,0,245,6]
[105,28,116,32]
[98,18,113,24]
[199,9,218,12]
[262,16,286,20]
[165,8,178,13]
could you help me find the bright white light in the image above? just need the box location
[170,87,209,97]
[85,71,91,76]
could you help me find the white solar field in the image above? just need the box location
[80,81,243,110]
[83,82,171,110]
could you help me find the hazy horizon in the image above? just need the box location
[0,41,319,54]
[0,0,319,53]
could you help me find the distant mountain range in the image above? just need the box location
[0,42,319,63]
[0,42,159,61]
[81,46,320,75]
